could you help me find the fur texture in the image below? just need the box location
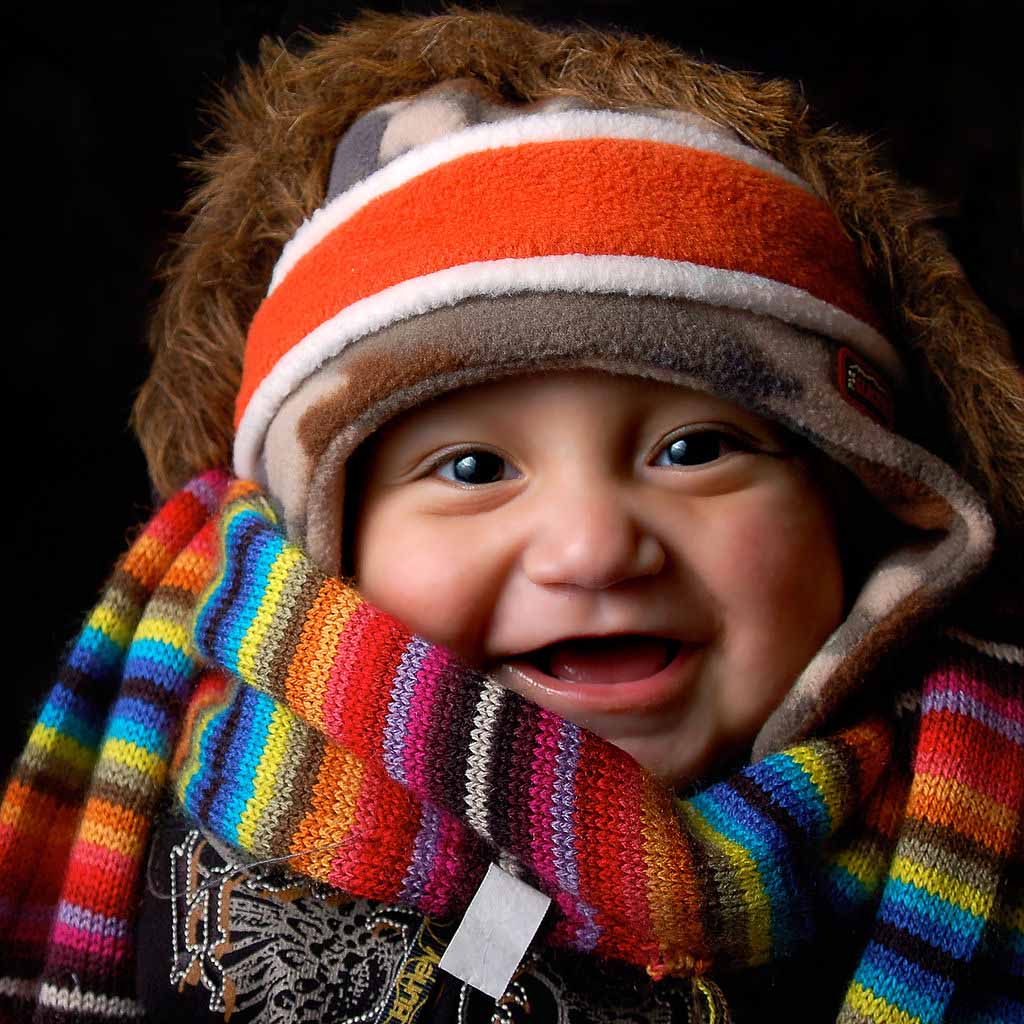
[132,5,1024,547]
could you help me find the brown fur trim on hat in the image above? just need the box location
[132,4,1024,544]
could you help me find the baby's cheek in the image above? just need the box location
[728,481,841,608]
[358,520,493,662]
[708,487,844,732]
[703,501,804,608]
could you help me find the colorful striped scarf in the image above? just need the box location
[0,470,1020,1022]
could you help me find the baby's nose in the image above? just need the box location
[522,487,665,589]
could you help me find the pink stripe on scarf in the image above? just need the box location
[401,645,455,793]
[527,712,562,887]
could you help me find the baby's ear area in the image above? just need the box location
[338,438,375,582]
[820,457,919,613]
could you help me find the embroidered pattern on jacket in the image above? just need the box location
[167,826,693,1023]
[169,828,419,1022]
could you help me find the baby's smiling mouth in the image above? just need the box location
[516,635,682,685]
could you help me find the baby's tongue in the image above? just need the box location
[544,636,674,684]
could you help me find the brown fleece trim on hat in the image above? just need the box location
[260,363,359,546]
[294,292,803,471]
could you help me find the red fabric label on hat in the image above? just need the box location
[836,347,894,428]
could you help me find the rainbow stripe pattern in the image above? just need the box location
[836,658,1024,1023]
[0,471,229,1021]
[177,479,893,977]
[0,472,1021,1022]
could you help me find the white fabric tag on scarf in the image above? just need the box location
[438,862,552,999]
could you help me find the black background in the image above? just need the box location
[3,1,1021,778]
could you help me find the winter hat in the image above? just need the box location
[235,78,993,754]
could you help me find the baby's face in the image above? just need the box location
[350,370,844,788]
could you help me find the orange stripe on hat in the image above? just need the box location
[234,135,892,477]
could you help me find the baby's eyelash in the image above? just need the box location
[651,427,753,468]
[423,426,778,486]
[431,448,520,485]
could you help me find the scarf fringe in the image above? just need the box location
[690,976,733,1024]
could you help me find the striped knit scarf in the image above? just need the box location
[0,470,1021,1023]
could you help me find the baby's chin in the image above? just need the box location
[605,728,754,792]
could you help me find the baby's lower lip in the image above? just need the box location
[492,643,703,716]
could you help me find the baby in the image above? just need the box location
[2,10,1021,1024]
[348,368,845,789]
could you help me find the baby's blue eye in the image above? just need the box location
[653,431,737,467]
[436,449,515,485]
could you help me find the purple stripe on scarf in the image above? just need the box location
[553,890,602,954]
[51,902,133,959]
[402,645,455,792]
[923,686,1024,744]
[550,721,601,951]
[185,471,228,514]
[399,801,443,905]
[382,636,432,785]
[552,719,581,895]
[53,901,130,939]
[574,901,602,952]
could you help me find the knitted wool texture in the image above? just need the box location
[0,470,1021,1023]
